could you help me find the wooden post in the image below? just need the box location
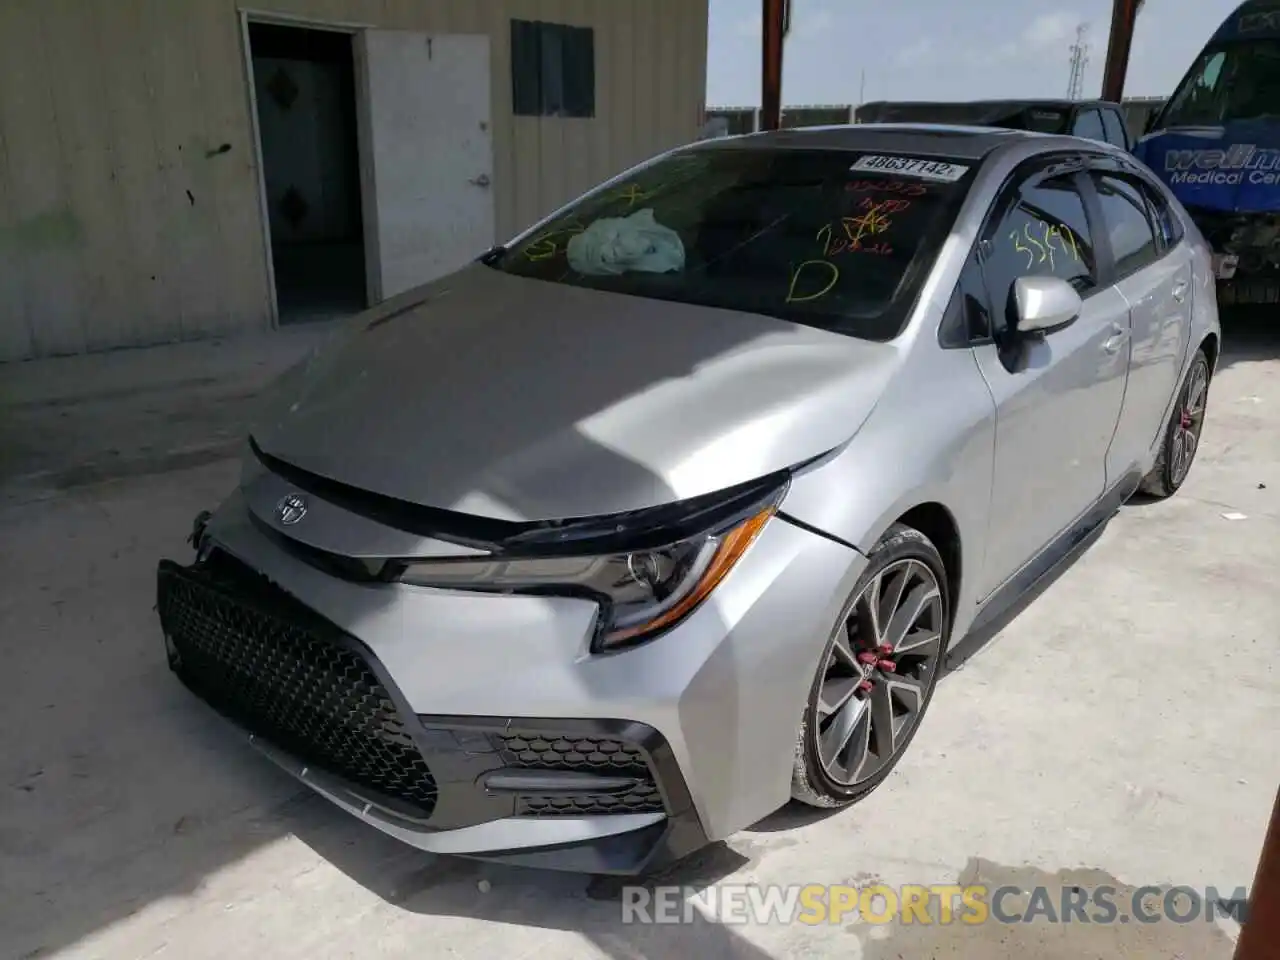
[760,0,785,131]
[1100,0,1140,102]
[1234,786,1280,960]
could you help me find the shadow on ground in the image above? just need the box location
[289,800,1240,960]
[292,804,782,959]
[1217,306,1280,373]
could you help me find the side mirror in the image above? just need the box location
[1013,275,1082,335]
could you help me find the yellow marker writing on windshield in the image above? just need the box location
[817,223,833,254]
[526,236,559,260]
[616,183,658,208]
[787,260,840,302]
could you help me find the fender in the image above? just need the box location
[782,344,997,648]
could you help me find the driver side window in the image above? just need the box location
[980,173,1098,334]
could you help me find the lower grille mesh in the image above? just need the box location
[158,558,438,817]
[496,734,666,817]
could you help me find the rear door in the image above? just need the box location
[970,159,1132,597]
[1083,163,1194,481]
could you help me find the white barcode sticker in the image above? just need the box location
[850,155,970,182]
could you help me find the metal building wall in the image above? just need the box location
[0,0,709,362]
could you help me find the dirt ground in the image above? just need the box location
[1,314,1277,959]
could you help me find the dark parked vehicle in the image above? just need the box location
[855,99,1133,151]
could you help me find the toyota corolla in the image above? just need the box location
[157,124,1219,875]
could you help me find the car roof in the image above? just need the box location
[859,98,1120,111]
[698,123,1039,162]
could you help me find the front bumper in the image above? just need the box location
[157,553,704,873]
[156,489,864,873]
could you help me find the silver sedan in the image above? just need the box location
[158,124,1220,875]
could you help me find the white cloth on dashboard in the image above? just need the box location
[566,208,685,276]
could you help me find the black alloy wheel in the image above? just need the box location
[1140,348,1211,498]
[792,523,949,808]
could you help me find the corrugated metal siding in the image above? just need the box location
[0,0,708,361]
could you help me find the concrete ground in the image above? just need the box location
[2,316,1278,960]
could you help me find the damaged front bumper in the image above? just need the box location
[156,549,708,874]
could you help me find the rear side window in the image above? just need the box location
[1072,109,1107,143]
[1138,180,1185,249]
[1090,173,1160,277]
[1101,109,1129,149]
[489,148,973,341]
[981,173,1099,328]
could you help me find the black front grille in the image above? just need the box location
[158,556,438,817]
[495,733,665,817]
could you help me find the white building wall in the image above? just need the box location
[0,0,709,361]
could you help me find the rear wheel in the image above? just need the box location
[791,524,949,808]
[1140,349,1210,499]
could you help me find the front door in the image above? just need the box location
[972,164,1131,598]
[356,32,495,301]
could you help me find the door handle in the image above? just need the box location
[1102,324,1129,354]
[1172,281,1188,303]
[469,173,491,188]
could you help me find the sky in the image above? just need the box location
[705,0,1244,106]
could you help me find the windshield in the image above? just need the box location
[485,147,973,341]
[1160,39,1280,126]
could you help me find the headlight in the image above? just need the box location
[395,492,781,652]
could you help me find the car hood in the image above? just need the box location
[1138,120,1280,213]
[250,265,899,522]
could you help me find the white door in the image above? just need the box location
[357,32,494,302]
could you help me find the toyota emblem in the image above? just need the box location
[276,492,308,525]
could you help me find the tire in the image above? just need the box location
[791,523,950,809]
[1139,349,1211,499]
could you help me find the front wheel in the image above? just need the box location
[791,523,949,809]
[1140,349,1210,499]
